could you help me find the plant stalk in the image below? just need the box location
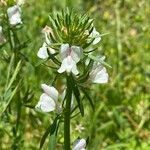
[64,75,72,150]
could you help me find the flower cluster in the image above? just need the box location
[36,12,109,111]
[35,10,109,149]
[37,27,108,82]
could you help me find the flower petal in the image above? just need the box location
[71,62,79,75]
[71,46,83,63]
[90,28,101,45]
[60,43,70,59]
[58,56,79,75]
[48,47,55,54]
[91,66,108,84]
[57,58,67,74]
[35,93,55,112]
[41,84,58,102]
[93,36,101,45]
[37,43,49,59]
[73,139,86,150]
[7,5,22,26]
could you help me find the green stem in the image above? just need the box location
[64,75,72,150]
[13,31,21,134]
[10,28,22,149]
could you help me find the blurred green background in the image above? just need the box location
[0,0,149,149]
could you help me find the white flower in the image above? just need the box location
[89,63,108,84]
[0,26,6,45]
[75,124,85,133]
[89,28,101,45]
[37,42,55,59]
[58,43,82,75]
[86,19,101,44]
[73,138,86,150]
[58,56,79,75]
[37,26,55,59]
[35,84,61,113]
[7,5,22,26]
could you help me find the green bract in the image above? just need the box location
[48,9,94,50]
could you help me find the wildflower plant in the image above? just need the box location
[36,8,110,150]
[0,1,33,149]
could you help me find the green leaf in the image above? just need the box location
[48,134,56,150]
[106,143,128,149]
[1,80,21,116]
[77,59,93,83]
[88,54,112,68]
[88,26,94,35]
[86,137,90,147]
[23,87,34,104]
[40,116,60,149]
[71,76,84,116]
[81,88,94,111]
[49,33,57,43]
[82,38,94,49]
[49,15,57,29]
[47,49,60,65]
[5,54,14,88]
[84,47,97,54]
[84,59,94,73]
[5,60,22,92]
[54,19,61,30]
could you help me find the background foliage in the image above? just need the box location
[0,0,149,149]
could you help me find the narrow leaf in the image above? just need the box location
[40,116,59,149]
[5,60,22,92]
[5,54,14,88]
[1,80,21,115]
[71,76,84,116]
[81,88,94,111]
[48,134,56,150]
[88,54,112,68]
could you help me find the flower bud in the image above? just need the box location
[42,25,53,44]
